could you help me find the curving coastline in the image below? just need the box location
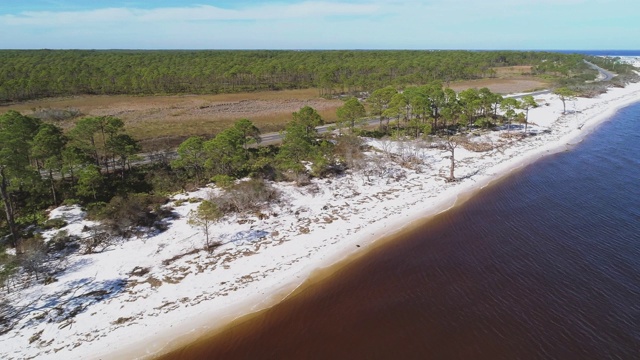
[141,83,640,360]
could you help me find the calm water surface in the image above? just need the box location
[160,102,640,360]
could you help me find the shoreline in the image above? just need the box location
[2,82,640,360]
[143,83,640,360]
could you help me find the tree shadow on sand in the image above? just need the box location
[1,277,128,334]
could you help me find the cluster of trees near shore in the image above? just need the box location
[0,111,142,247]
[0,50,601,103]
[1,81,539,251]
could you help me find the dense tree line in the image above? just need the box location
[0,111,141,249]
[170,84,539,187]
[0,50,590,102]
[365,82,533,136]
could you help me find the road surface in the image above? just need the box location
[583,60,616,82]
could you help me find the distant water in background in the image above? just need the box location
[551,50,640,56]
[160,102,640,360]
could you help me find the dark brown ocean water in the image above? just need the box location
[158,102,640,360]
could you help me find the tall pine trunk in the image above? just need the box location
[0,168,19,248]
[49,169,57,206]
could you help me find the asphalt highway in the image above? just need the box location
[584,60,616,81]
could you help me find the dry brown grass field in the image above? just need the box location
[450,78,547,93]
[5,89,342,150]
[492,65,535,77]
[3,72,547,151]
[450,66,547,93]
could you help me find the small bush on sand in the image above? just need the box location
[62,198,81,206]
[211,178,280,214]
[47,230,79,252]
[88,194,169,235]
[145,166,185,195]
[19,238,48,281]
[81,227,116,254]
[0,250,19,293]
[334,134,364,170]
[42,218,67,230]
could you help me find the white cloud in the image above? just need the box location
[0,2,380,27]
[0,0,637,49]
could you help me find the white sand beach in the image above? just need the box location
[2,75,640,360]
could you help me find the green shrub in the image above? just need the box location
[474,117,494,129]
[87,194,169,235]
[42,218,67,230]
[211,175,235,188]
[16,211,47,228]
[356,128,388,138]
[173,199,186,207]
[86,202,108,220]
[62,198,81,206]
[47,230,79,252]
[0,253,18,291]
[145,166,185,195]
[248,155,277,180]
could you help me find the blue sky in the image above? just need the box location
[1,0,638,50]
